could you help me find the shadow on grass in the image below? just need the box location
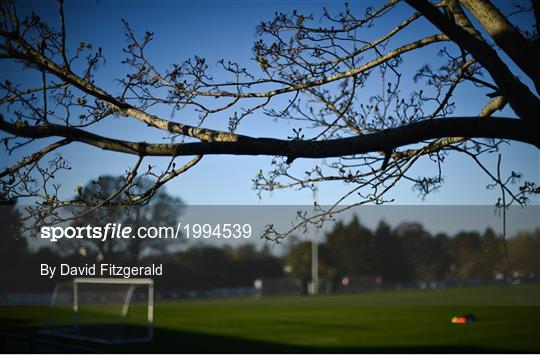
[0,321,521,354]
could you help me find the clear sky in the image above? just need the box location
[1,0,539,207]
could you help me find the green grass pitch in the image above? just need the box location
[1,284,539,353]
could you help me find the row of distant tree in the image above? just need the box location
[1,175,539,292]
[285,216,540,284]
[2,208,539,293]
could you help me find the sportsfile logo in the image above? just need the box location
[40,223,253,242]
[40,223,181,242]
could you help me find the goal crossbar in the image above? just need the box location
[73,277,154,285]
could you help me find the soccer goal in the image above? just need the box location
[40,278,154,344]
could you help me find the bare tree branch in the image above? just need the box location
[2,115,538,158]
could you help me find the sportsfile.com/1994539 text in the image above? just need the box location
[39,223,252,242]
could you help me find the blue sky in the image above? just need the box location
[1,0,539,206]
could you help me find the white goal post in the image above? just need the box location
[41,277,154,344]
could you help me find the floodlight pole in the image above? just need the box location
[72,280,78,313]
[73,280,79,330]
[310,229,318,295]
[148,282,154,341]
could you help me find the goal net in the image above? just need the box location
[40,278,154,344]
